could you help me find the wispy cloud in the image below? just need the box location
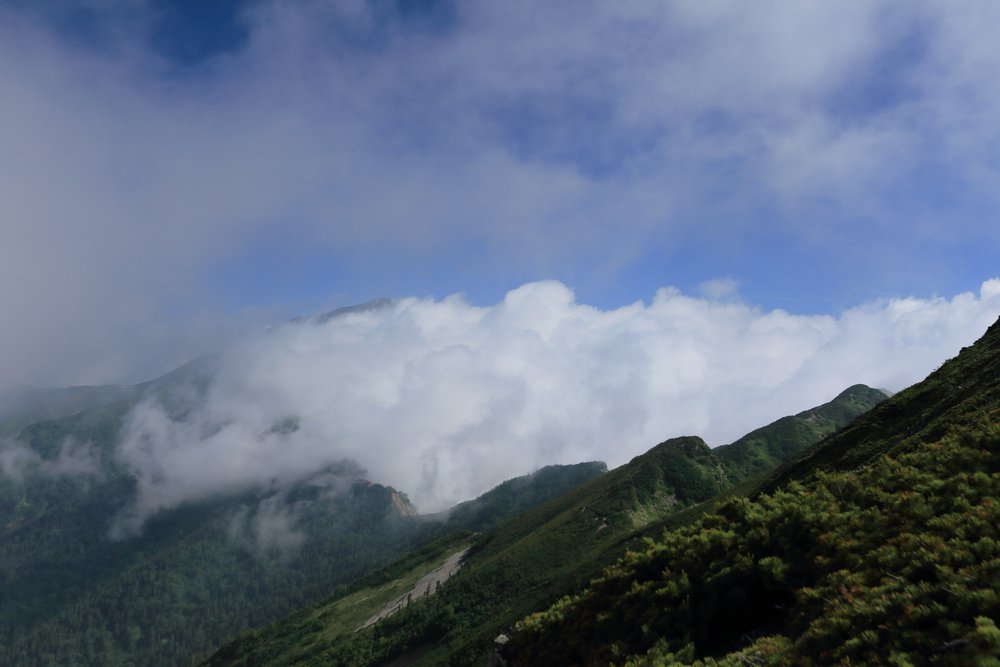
[113,279,1000,527]
[0,436,102,482]
[226,496,307,561]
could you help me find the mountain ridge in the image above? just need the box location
[0,304,897,666]
[0,299,392,433]
[204,384,886,666]
[506,316,1000,665]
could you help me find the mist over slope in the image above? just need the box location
[0,406,603,667]
[204,384,886,666]
[112,279,999,526]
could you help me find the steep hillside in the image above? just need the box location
[205,386,883,666]
[714,384,888,483]
[509,318,1000,665]
[206,531,477,667]
[761,319,1000,492]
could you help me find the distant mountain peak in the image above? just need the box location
[291,298,393,326]
[833,383,888,400]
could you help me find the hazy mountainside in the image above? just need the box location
[0,447,429,666]
[205,386,884,666]
[508,317,1000,665]
[0,299,392,428]
[0,377,602,665]
[0,357,218,437]
[0,385,138,436]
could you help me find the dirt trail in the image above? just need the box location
[359,546,470,630]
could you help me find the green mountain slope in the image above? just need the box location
[714,384,889,483]
[761,321,1000,493]
[205,386,884,666]
[0,404,602,666]
[434,462,609,532]
[508,318,1000,665]
[0,461,432,666]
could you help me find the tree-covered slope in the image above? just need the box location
[205,386,883,666]
[509,318,1000,665]
[0,399,602,667]
[0,459,434,666]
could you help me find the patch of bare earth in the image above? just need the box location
[359,547,470,630]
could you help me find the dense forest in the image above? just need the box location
[1,453,434,666]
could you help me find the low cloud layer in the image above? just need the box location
[0,437,102,483]
[115,279,1000,525]
[227,497,307,561]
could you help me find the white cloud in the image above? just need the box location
[1,2,1000,386]
[113,279,1000,528]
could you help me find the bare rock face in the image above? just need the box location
[360,547,471,630]
[390,490,418,517]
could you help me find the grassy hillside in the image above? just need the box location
[205,386,884,666]
[762,321,1000,492]
[714,384,888,483]
[509,317,1000,665]
[206,531,476,666]
[434,462,608,532]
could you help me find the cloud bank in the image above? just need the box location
[115,279,1000,526]
[3,1,1000,386]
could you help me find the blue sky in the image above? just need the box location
[1,1,999,386]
